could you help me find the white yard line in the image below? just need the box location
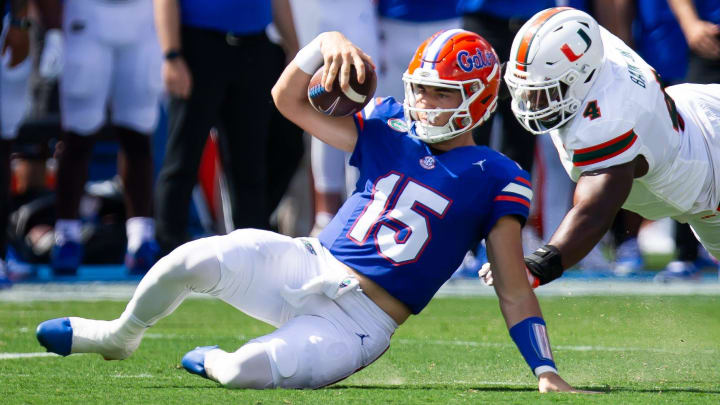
[2,279,719,302]
[438,279,720,297]
[0,352,58,359]
[394,338,717,355]
[3,337,713,363]
[111,373,154,378]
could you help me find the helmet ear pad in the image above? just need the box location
[402,29,501,143]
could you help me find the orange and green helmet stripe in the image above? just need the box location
[515,7,573,71]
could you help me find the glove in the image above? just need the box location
[478,262,539,288]
[478,262,494,286]
[39,29,63,80]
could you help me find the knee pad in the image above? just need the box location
[249,316,360,389]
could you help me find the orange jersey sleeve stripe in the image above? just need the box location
[494,195,531,207]
[514,176,532,187]
[355,112,365,131]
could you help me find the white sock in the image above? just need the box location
[69,314,148,360]
[69,238,223,360]
[55,219,82,245]
[126,217,155,253]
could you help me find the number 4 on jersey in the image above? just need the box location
[582,100,601,120]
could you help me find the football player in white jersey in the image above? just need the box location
[480,7,720,287]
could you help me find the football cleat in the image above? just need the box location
[51,241,83,276]
[695,247,719,271]
[612,238,645,276]
[654,261,702,283]
[6,246,34,282]
[37,317,142,360]
[182,345,219,379]
[0,260,12,290]
[36,317,73,356]
[125,240,160,275]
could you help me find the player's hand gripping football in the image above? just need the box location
[316,31,375,94]
[478,262,539,288]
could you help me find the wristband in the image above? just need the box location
[509,317,557,377]
[294,37,323,75]
[524,244,564,285]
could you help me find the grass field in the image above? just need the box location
[1,295,719,404]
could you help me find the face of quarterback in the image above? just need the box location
[411,84,463,127]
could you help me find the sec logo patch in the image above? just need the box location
[419,156,436,170]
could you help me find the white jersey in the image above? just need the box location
[550,27,719,220]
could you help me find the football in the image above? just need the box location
[307,62,377,117]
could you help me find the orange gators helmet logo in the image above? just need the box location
[403,29,500,143]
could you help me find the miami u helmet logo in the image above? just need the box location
[560,28,592,62]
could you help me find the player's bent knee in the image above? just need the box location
[206,342,275,389]
[152,239,222,293]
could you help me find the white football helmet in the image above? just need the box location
[504,7,604,134]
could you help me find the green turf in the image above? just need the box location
[2,296,719,404]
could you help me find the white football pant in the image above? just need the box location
[0,14,31,140]
[121,229,396,389]
[60,0,162,135]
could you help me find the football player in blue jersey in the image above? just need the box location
[35,30,582,392]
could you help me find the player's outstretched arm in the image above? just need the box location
[487,216,582,393]
[271,31,373,153]
[544,160,636,271]
[480,159,639,288]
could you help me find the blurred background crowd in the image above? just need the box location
[0,0,718,288]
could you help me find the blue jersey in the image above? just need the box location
[318,98,532,314]
[378,0,461,22]
[696,0,720,24]
[179,0,271,34]
[457,0,589,19]
[633,0,688,82]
